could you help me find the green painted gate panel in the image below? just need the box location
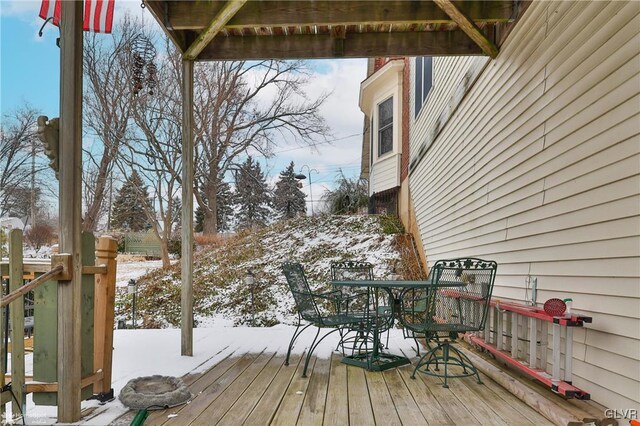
[33,232,95,405]
[32,276,57,405]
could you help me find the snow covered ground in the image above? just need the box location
[114,260,167,288]
[17,319,418,425]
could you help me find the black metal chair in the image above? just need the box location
[282,262,361,377]
[330,260,391,354]
[399,258,497,387]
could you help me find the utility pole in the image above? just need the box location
[299,165,318,216]
[31,137,36,228]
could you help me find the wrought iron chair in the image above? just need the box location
[329,260,392,354]
[282,262,361,377]
[399,258,497,387]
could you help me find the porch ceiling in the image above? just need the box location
[145,0,518,60]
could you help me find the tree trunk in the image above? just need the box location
[201,178,218,235]
[160,240,170,270]
[83,154,111,231]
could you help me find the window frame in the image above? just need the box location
[377,96,394,157]
[414,56,433,118]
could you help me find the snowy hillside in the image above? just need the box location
[119,214,414,328]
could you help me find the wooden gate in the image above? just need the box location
[0,230,117,423]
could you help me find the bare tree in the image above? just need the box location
[0,105,51,221]
[82,16,141,231]
[192,60,331,234]
[118,42,183,269]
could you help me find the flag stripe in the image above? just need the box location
[39,0,60,26]
[83,0,92,31]
[41,0,113,33]
[104,0,115,33]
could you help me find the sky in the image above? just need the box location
[0,0,368,213]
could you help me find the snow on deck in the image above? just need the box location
[20,319,419,425]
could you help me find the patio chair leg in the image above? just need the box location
[302,327,321,378]
[451,345,483,384]
[286,320,312,366]
[303,328,341,378]
[442,343,450,388]
[411,344,439,379]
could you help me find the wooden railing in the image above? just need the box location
[467,299,592,400]
[0,230,117,423]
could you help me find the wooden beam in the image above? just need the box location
[198,30,484,60]
[9,230,25,420]
[183,0,248,61]
[93,236,118,396]
[144,0,187,52]
[181,59,194,357]
[159,1,514,30]
[433,0,499,58]
[82,265,108,275]
[57,0,84,422]
[25,371,104,394]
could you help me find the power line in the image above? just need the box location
[273,132,362,154]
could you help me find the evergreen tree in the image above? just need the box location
[216,180,234,232]
[273,161,306,219]
[234,157,271,230]
[195,205,205,233]
[110,171,154,232]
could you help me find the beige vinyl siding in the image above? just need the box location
[408,0,640,410]
[369,153,401,195]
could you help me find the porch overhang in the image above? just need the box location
[145,0,520,61]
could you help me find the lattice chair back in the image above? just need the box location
[330,260,373,281]
[431,258,497,333]
[282,262,322,323]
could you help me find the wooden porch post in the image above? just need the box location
[181,59,194,356]
[57,0,84,421]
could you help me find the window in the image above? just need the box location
[378,97,393,156]
[414,56,433,117]
[370,116,374,166]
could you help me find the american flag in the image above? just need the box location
[39,0,115,34]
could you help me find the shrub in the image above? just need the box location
[25,223,56,249]
[379,214,404,235]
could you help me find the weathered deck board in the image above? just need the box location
[347,365,375,426]
[363,369,402,425]
[382,368,429,425]
[155,352,261,426]
[190,352,274,425]
[416,369,480,425]
[145,352,240,425]
[396,365,454,425]
[296,356,330,426]
[218,354,285,425]
[245,353,304,425]
[270,355,315,426]
[113,350,566,426]
[322,355,348,426]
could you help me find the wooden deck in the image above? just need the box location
[112,350,553,426]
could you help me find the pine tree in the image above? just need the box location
[273,161,306,219]
[216,180,234,232]
[110,171,154,232]
[234,157,271,230]
[195,205,205,233]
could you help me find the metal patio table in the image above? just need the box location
[331,279,466,371]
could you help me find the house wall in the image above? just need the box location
[360,61,404,196]
[408,1,640,410]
